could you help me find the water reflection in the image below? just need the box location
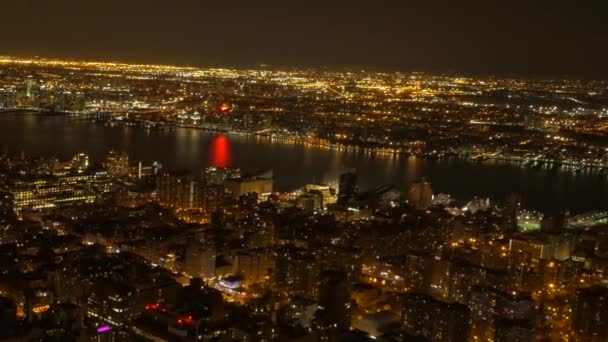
[209,135,231,168]
[0,114,606,212]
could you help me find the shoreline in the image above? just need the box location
[1,108,607,175]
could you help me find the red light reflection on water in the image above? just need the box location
[209,135,231,168]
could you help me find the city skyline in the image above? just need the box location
[1,53,607,213]
[2,1,608,79]
[1,3,608,341]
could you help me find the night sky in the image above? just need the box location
[2,0,607,78]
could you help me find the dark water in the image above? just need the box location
[0,113,606,213]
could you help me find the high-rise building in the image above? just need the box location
[70,153,90,173]
[0,192,14,222]
[446,261,476,305]
[540,209,567,234]
[156,171,205,210]
[317,270,351,333]
[0,192,14,244]
[203,166,240,185]
[337,171,357,205]
[495,319,536,342]
[572,286,608,340]
[25,78,36,98]
[508,236,556,263]
[7,171,112,215]
[305,183,336,208]
[407,178,433,210]
[104,151,130,177]
[373,184,401,206]
[232,249,274,286]
[185,243,216,279]
[503,193,522,234]
[203,184,224,213]
[86,281,136,339]
[0,88,17,109]
[296,192,323,213]
[405,253,433,294]
[318,245,361,284]
[0,296,17,338]
[468,287,535,341]
[224,176,273,199]
[275,246,319,301]
[401,293,470,342]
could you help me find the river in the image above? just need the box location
[0,112,606,213]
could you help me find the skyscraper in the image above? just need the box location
[104,151,130,177]
[185,243,217,279]
[25,78,36,98]
[0,192,14,223]
[317,270,351,333]
[156,171,205,210]
[274,246,319,301]
[495,319,535,342]
[401,292,470,342]
[503,193,522,234]
[6,171,112,214]
[573,286,608,340]
[224,177,273,199]
[540,209,567,234]
[337,170,357,206]
[468,287,535,341]
[70,153,90,173]
[407,178,433,210]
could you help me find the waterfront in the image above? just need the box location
[0,112,606,213]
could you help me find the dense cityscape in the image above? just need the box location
[0,55,607,341]
[1,56,608,172]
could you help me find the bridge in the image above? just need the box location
[469,152,498,161]
[568,211,608,229]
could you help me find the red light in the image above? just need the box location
[209,135,231,168]
[177,316,194,325]
[219,103,230,112]
[145,303,160,311]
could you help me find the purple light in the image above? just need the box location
[97,325,111,333]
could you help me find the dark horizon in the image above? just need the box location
[2,0,607,80]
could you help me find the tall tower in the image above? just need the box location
[503,193,522,234]
[407,178,433,210]
[156,171,205,210]
[573,286,608,339]
[25,78,36,98]
[540,209,567,234]
[337,170,357,206]
[317,270,351,334]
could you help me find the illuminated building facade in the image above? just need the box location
[275,246,319,301]
[224,176,273,199]
[468,287,535,341]
[232,249,274,286]
[156,172,205,210]
[203,166,240,185]
[86,282,135,340]
[104,151,130,177]
[6,171,112,215]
